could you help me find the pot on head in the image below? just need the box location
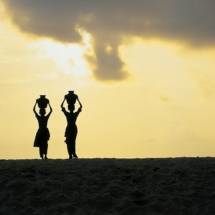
[65,91,78,105]
[36,95,49,109]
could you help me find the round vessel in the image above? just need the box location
[36,95,49,109]
[65,91,77,105]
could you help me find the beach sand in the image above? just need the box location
[0,158,215,215]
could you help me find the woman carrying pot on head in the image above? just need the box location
[33,102,52,159]
[61,96,82,159]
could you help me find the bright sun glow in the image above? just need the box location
[30,35,92,78]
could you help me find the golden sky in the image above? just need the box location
[1,0,215,159]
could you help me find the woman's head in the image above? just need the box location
[39,108,46,116]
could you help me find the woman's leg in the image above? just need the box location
[72,132,78,158]
[71,141,78,158]
[40,142,48,159]
[44,143,48,159]
[39,147,43,159]
[67,143,72,159]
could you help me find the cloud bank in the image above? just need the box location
[2,0,215,81]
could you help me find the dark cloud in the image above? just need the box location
[3,0,215,81]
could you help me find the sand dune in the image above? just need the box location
[0,158,215,215]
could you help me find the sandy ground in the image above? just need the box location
[0,158,215,215]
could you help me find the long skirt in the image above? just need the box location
[65,125,77,154]
[34,127,50,147]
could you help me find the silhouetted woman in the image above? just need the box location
[33,102,52,159]
[61,97,82,159]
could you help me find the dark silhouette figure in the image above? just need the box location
[61,96,82,159]
[33,102,52,159]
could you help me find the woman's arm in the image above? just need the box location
[77,97,82,109]
[61,98,66,108]
[48,103,53,114]
[46,103,52,118]
[33,102,37,114]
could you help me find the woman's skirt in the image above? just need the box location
[64,124,77,144]
[33,128,50,147]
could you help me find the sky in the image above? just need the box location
[1,0,215,159]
